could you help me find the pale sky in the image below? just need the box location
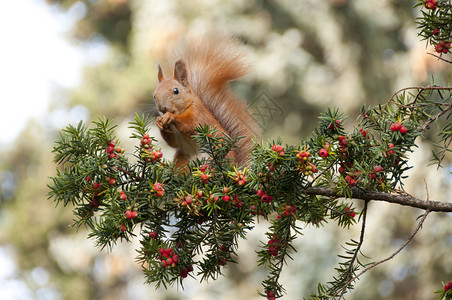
[0,0,82,146]
[0,2,83,298]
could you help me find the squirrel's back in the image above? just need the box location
[168,32,259,165]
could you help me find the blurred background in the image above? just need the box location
[0,0,451,299]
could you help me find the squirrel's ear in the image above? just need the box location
[174,59,189,87]
[157,64,164,83]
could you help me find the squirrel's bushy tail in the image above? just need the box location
[178,32,259,165]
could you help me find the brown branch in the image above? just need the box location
[383,86,452,111]
[305,187,452,212]
[117,166,143,182]
[427,52,452,64]
[418,101,452,132]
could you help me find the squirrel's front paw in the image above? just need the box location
[156,113,174,132]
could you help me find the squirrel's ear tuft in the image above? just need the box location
[174,59,189,87]
[157,64,164,83]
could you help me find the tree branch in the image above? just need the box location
[427,52,452,64]
[305,187,452,212]
[385,86,452,107]
[334,209,431,297]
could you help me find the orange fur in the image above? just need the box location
[154,33,258,168]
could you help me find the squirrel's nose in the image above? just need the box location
[157,104,169,114]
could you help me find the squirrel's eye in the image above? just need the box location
[173,88,179,95]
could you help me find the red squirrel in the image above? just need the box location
[153,33,259,170]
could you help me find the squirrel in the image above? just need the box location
[153,32,259,170]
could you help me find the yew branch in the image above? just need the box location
[305,187,452,212]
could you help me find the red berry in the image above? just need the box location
[339,135,348,146]
[180,269,188,278]
[444,281,452,291]
[222,187,229,194]
[153,182,163,192]
[140,136,152,146]
[267,238,281,256]
[201,173,210,183]
[386,143,395,156]
[125,210,135,219]
[120,225,126,232]
[91,198,100,208]
[436,41,451,53]
[256,189,265,197]
[432,28,440,36]
[345,175,351,183]
[319,148,328,157]
[268,163,275,171]
[233,198,243,208]
[392,122,401,131]
[266,289,276,300]
[93,182,101,190]
[109,178,116,185]
[328,120,341,130]
[106,146,114,153]
[271,144,284,155]
[148,231,158,239]
[208,194,218,203]
[109,140,116,147]
[119,192,127,201]
[200,164,209,172]
[400,126,407,134]
[373,165,383,173]
[345,207,356,218]
[424,0,437,9]
[172,254,179,263]
[359,129,367,138]
[261,194,273,203]
[184,195,192,205]
[222,195,230,202]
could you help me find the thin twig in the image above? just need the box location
[338,200,369,298]
[427,52,452,64]
[334,209,431,296]
[383,86,452,112]
[117,167,143,181]
[417,101,452,133]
